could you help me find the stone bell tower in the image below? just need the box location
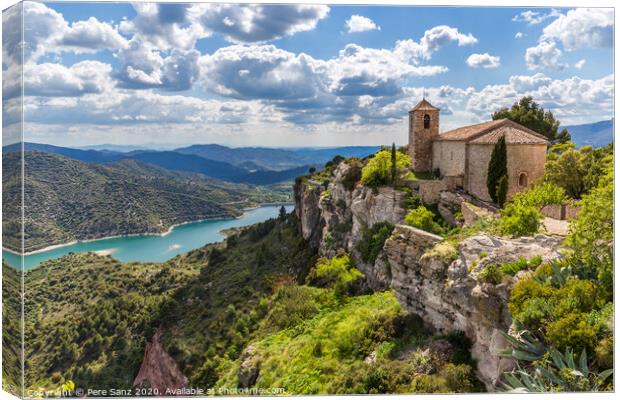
[408,98,440,172]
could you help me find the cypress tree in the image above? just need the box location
[487,135,507,204]
[496,175,508,208]
[391,142,397,183]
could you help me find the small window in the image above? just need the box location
[518,172,528,187]
[423,114,430,129]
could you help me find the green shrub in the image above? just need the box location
[594,337,614,369]
[404,205,444,235]
[509,274,609,354]
[500,256,542,276]
[498,182,566,237]
[361,150,411,188]
[514,297,553,330]
[529,255,543,268]
[261,286,322,332]
[401,191,423,210]
[342,159,363,191]
[307,253,364,296]
[509,278,553,316]
[545,313,599,353]
[438,363,474,393]
[357,222,395,264]
[498,203,542,237]
[500,258,528,276]
[479,264,503,284]
[410,374,449,393]
[512,182,567,208]
[565,162,613,297]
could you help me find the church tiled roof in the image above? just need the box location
[410,98,440,112]
[435,118,548,145]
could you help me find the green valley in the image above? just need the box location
[2,151,290,252]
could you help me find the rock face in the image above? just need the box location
[295,162,408,289]
[384,228,564,389]
[294,163,565,390]
[133,330,188,394]
[238,344,260,388]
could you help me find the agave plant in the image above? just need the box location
[534,259,574,287]
[499,331,614,392]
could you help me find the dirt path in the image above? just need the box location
[542,217,570,236]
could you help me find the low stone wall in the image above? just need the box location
[541,203,581,221]
[564,203,580,220]
[541,204,563,220]
[396,176,462,204]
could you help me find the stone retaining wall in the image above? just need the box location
[541,203,581,221]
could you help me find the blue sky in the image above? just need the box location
[2,2,614,147]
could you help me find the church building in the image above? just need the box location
[408,99,548,202]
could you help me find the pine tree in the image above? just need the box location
[487,135,507,204]
[278,205,287,221]
[390,142,397,183]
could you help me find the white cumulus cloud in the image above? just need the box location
[466,53,500,69]
[525,41,567,70]
[23,2,127,61]
[24,61,114,97]
[345,15,380,33]
[512,9,560,25]
[192,3,330,43]
[541,8,613,50]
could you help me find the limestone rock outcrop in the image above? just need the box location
[295,162,408,289]
[133,330,188,394]
[238,344,260,388]
[384,228,564,389]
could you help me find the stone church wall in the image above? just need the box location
[506,144,547,199]
[466,143,547,203]
[466,143,494,202]
[432,141,466,177]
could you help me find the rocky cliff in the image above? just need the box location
[296,162,408,290]
[294,161,565,389]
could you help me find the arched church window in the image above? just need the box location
[424,114,430,129]
[518,172,528,187]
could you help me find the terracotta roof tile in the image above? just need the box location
[470,125,548,144]
[410,99,440,112]
[435,118,548,145]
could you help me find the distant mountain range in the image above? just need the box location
[175,144,380,171]
[3,143,379,185]
[562,119,613,148]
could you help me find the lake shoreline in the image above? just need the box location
[3,202,295,257]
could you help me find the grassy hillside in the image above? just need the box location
[156,214,318,386]
[22,252,201,390]
[2,151,289,252]
[2,263,22,394]
[17,214,316,390]
[17,214,481,394]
